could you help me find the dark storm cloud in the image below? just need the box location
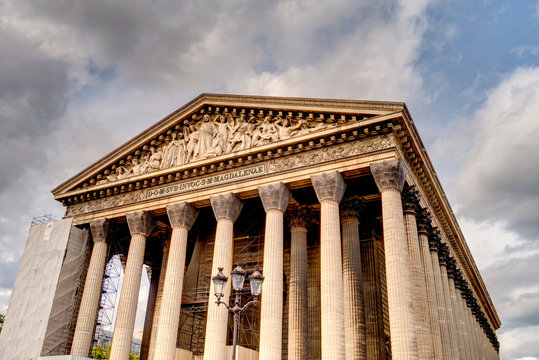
[0,28,70,191]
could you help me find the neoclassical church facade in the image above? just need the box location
[0,94,500,360]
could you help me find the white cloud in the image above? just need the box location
[458,218,521,268]
[511,45,539,58]
[457,67,539,242]
[499,325,539,359]
[450,66,539,360]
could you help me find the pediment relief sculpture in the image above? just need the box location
[92,108,370,187]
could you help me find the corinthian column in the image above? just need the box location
[428,230,451,359]
[258,182,291,360]
[204,193,243,360]
[438,244,460,359]
[340,197,367,360]
[446,258,467,359]
[148,240,170,360]
[140,265,160,360]
[416,210,444,359]
[287,207,310,360]
[154,202,199,360]
[71,218,111,357]
[402,188,433,360]
[370,159,417,360]
[311,170,346,360]
[455,272,474,360]
[110,211,155,360]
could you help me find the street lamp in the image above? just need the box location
[212,265,264,360]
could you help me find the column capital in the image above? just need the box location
[258,182,291,212]
[286,206,313,229]
[428,228,442,252]
[402,186,420,214]
[90,218,111,243]
[340,196,364,223]
[127,211,155,236]
[446,256,457,278]
[438,243,448,266]
[210,192,243,221]
[370,159,407,193]
[166,202,199,230]
[416,207,432,235]
[311,170,346,203]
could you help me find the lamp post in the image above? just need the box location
[212,265,264,360]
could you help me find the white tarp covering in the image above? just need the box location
[0,218,87,360]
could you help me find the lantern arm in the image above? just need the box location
[215,297,234,310]
[236,297,260,312]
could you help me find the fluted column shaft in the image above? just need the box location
[448,276,466,358]
[439,262,459,359]
[340,206,367,360]
[429,245,451,359]
[71,219,110,357]
[140,267,160,360]
[417,230,444,359]
[457,290,473,360]
[205,219,233,360]
[148,241,170,360]
[287,206,310,360]
[110,211,154,360]
[312,171,346,360]
[154,202,199,360]
[288,224,308,360]
[204,193,243,360]
[258,182,290,360]
[370,160,417,360]
[403,209,432,359]
[307,242,321,359]
[464,302,478,360]
[260,209,285,359]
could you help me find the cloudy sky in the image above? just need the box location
[1,0,538,358]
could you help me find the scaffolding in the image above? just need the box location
[177,233,264,355]
[31,214,56,225]
[92,254,122,351]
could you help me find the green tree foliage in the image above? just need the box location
[0,313,4,334]
[90,345,110,359]
[90,345,138,359]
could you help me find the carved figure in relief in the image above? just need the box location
[227,114,248,152]
[160,136,178,170]
[146,147,162,173]
[185,131,199,163]
[139,153,150,174]
[275,117,302,139]
[251,116,274,146]
[196,114,216,158]
[131,157,143,176]
[261,116,278,140]
[175,133,187,166]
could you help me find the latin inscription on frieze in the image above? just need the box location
[146,165,265,200]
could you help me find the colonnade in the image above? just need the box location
[401,186,500,360]
[69,159,498,360]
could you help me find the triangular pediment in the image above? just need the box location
[52,94,406,202]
